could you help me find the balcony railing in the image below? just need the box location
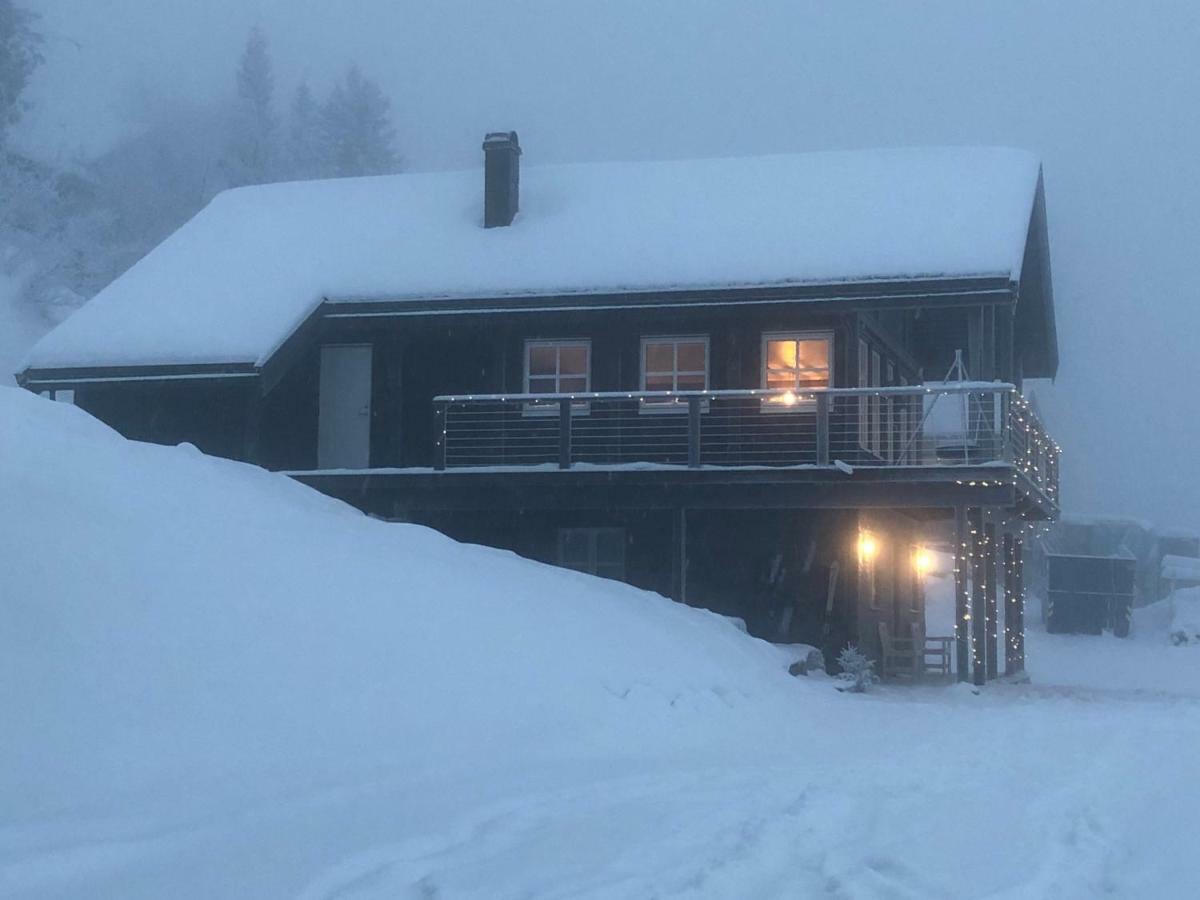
[432,383,1060,505]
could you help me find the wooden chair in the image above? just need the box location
[918,625,954,678]
[878,622,955,681]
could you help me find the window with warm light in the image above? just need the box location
[761,332,832,408]
[641,336,708,409]
[526,340,589,394]
[524,339,590,414]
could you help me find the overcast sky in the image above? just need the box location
[22,0,1200,532]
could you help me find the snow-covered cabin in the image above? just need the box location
[19,135,1061,682]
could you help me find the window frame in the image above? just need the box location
[759,331,834,412]
[858,338,870,449]
[885,361,896,462]
[870,349,882,456]
[639,335,710,413]
[523,338,591,416]
[556,527,627,582]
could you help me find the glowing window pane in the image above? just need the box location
[528,345,556,376]
[644,342,674,373]
[766,340,797,370]
[676,373,706,391]
[559,345,588,376]
[676,341,706,373]
[797,339,829,369]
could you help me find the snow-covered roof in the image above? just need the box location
[1161,555,1200,582]
[21,147,1042,372]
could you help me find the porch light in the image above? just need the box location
[913,546,934,576]
[857,531,879,563]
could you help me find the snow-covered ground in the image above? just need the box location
[2,388,1198,899]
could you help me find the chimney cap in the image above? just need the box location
[483,131,521,153]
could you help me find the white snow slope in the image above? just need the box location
[2,388,1199,899]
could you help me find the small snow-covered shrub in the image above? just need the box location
[835,644,877,693]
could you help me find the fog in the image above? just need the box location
[21,0,1200,532]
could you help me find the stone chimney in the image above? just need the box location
[483,131,521,228]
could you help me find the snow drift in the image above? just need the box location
[0,387,797,822]
[6,389,1200,899]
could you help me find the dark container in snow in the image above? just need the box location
[1046,553,1135,637]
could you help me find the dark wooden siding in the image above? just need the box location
[65,286,1017,473]
[76,380,253,461]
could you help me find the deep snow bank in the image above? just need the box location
[1164,587,1200,644]
[0,388,798,820]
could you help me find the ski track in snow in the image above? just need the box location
[3,678,1199,899]
[293,769,925,900]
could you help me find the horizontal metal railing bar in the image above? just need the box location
[434,382,1016,403]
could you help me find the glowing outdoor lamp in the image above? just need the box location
[780,390,798,406]
[857,531,879,563]
[913,546,934,576]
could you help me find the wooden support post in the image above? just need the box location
[969,507,987,687]
[1003,530,1018,676]
[984,516,999,681]
[679,507,689,604]
[954,506,971,682]
[243,384,262,466]
[670,507,689,603]
[1014,534,1026,672]
[558,397,572,469]
[433,401,447,471]
[687,396,701,468]
[815,392,830,465]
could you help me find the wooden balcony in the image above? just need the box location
[413,383,1061,516]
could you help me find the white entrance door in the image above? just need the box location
[318,344,373,469]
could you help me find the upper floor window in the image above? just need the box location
[762,332,832,407]
[641,336,708,408]
[525,340,590,395]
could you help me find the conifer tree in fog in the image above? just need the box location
[0,0,42,152]
[285,80,324,180]
[319,65,399,177]
[225,26,277,186]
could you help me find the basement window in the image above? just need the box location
[557,527,626,582]
[641,336,708,410]
[761,332,832,409]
